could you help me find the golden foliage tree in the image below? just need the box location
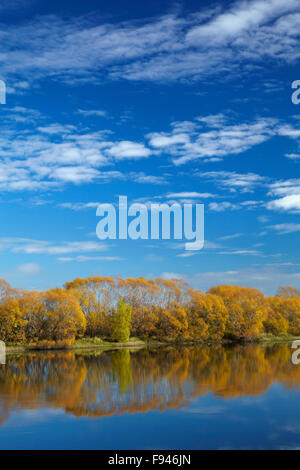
[276,286,300,299]
[208,285,267,340]
[0,298,25,342]
[41,288,86,341]
[18,291,46,341]
[65,276,114,338]
[281,297,300,335]
[1,276,300,344]
[263,297,289,335]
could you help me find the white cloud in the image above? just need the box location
[0,237,108,255]
[186,0,299,44]
[77,109,107,117]
[17,263,42,275]
[278,125,300,139]
[269,223,300,233]
[185,265,300,295]
[16,241,108,255]
[218,249,262,256]
[159,265,300,295]
[166,192,214,199]
[219,233,244,240]
[258,216,269,223]
[131,173,167,185]
[58,256,123,262]
[267,195,300,211]
[59,202,100,211]
[240,200,263,206]
[160,272,183,280]
[199,170,266,192]
[148,116,277,164]
[175,240,221,257]
[0,106,298,194]
[113,1,300,82]
[196,114,227,128]
[106,141,151,159]
[267,179,300,211]
[209,202,240,212]
[0,1,300,85]
[51,166,101,183]
[0,107,299,218]
[149,133,190,148]
[0,112,150,191]
[285,153,300,160]
[268,179,300,196]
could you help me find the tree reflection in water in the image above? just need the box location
[0,344,299,426]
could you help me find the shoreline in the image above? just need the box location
[5,334,300,355]
[5,339,163,354]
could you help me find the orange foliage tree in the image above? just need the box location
[208,285,268,340]
[1,277,300,344]
[65,276,115,338]
[281,297,300,335]
[263,297,289,335]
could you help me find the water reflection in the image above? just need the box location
[0,344,299,426]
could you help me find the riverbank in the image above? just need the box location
[5,337,164,354]
[256,333,300,343]
[5,333,300,354]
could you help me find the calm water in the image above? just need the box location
[1,344,300,449]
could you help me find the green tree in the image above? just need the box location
[111,349,133,393]
[111,298,132,342]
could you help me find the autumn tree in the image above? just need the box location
[263,297,289,335]
[184,289,208,340]
[154,278,186,308]
[281,297,300,335]
[0,279,13,302]
[41,288,86,342]
[155,304,189,340]
[1,275,299,344]
[65,276,115,337]
[208,285,267,340]
[185,290,228,341]
[193,293,228,341]
[130,306,159,339]
[0,280,25,342]
[0,298,25,342]
[276,286,300,299]
[18,291,46,341]
[117,277,159,309]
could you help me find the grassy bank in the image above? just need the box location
[5,333,300,354]
[72,337,153,350]
[5,337,164,354]
[255,333,300,343]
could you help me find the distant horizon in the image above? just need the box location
[1,273,298,297]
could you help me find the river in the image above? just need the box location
[0,343,300,449]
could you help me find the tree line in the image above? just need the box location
[0,276,299,345]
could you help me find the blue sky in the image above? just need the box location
[0,0,300,294]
